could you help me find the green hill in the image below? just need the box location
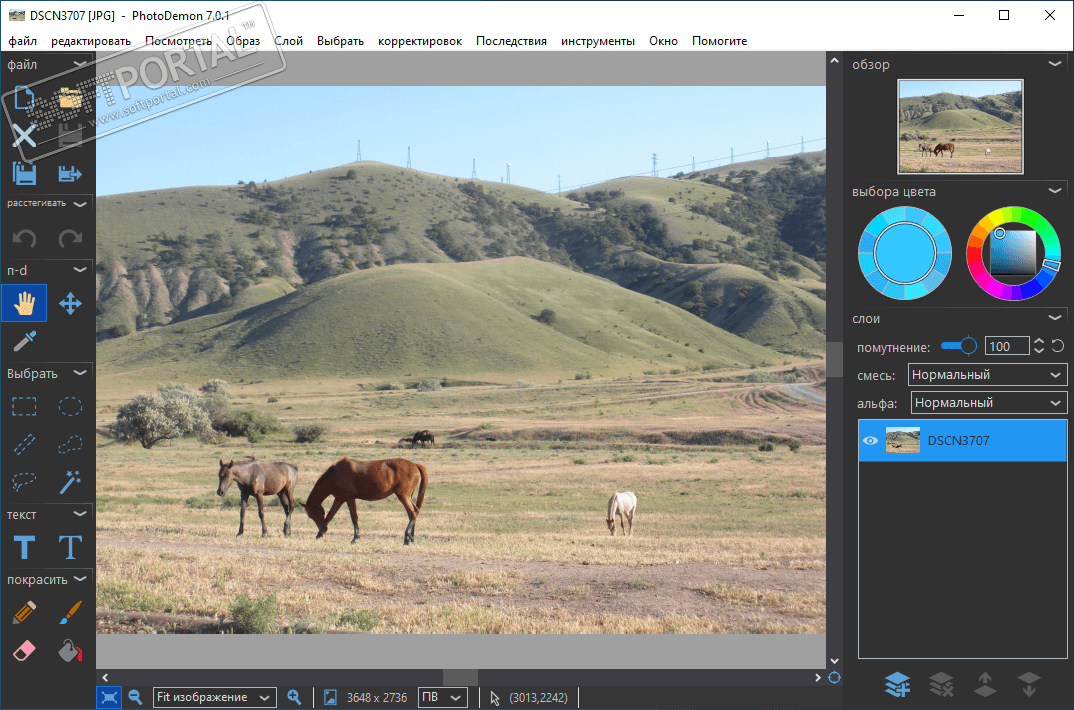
[96,258,783,384]
[899,91,1022,126]
[902,108,1015,131]
[96,160,825,356]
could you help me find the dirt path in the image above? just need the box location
[98,536,825,630]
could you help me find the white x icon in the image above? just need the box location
[12,123,36,148]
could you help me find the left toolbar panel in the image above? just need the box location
[3,50,96,710]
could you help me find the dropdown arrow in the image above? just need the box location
[1051,400,1061,407]
[260,696,270,702]
[1049,60,1062,66]
[1049,314,1062,320]
[74,575,86,581]
[830,658,839,664]
[1052,372,1062,378]
[1034,348,1044,353]
[74,370,87,375]
[1049,187,1063,193]
[451,696,462,702]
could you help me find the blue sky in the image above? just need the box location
[96,86,825,196]
[899,79,1022,99]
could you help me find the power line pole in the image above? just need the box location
[730,147,734,164]
[557,175,561,193]
[472,158,477,179]
[801,136,804,153]
[407,146,411,169]
[651,153,658,177]
[765,140,770,159]
[357,140,362,162]
[506,163,511,185]
[692,155,696,172]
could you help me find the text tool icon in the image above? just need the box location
[13,600,36,623]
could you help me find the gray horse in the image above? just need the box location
[217,458,299,537]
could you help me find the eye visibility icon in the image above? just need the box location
[863,436,879,445]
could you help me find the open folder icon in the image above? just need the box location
[58,87,82,109]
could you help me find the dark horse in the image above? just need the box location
[302,457,428,545]
[410,430,436,448]
[217,458,298,537]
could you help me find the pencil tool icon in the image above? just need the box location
[14,601,36,623]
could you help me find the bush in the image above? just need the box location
[294,425,327,443]
[199,379,232,397]
[745,371,778,383]
[345,169,358,180]
[113,385,214,449]
[416,378,443,392]
[513,379,534,388]
[387,381,406,391]
[788,439,802,453]
[230,593,280,634]
[337,608,380,631]
[536,308,556,326]
[574,372,592,380]
[757,441,775,452]
[216,409,283,440]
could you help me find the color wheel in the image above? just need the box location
[966,207,1061,301]
[858,206,951,300]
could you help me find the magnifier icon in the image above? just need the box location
[288,689,302,705]
[128,689,143,706]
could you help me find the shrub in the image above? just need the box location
[294,425,327,443]
[536,308,556,326]
[267,396,279,403]
[788,439,802,453]
[199,379,231,397]
[745,371,778,383]
[345,169,358,180]
[113,385,214,449]
[230,593,280,634]
[337,608,379,631]
[574,372,592,380]
[572,458,586,465]
[216,409,283,440]
[513,379,534,388]
[387,381,406,391]
[757,441,775,452]
[416,378,443,392]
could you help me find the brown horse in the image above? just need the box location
[934,143,956,158]
[217,459,299,537]
[302,457,428,545]
[410,430,436,448]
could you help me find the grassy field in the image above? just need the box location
[95,369,827,634]
[96,258,787,386]
[898,128,1022,174]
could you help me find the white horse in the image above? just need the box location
[606,491,637,536]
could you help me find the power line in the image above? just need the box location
[554,136,825,193]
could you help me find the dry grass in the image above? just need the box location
[694,582,826,619]
[96,374,826,633]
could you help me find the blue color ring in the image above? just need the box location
[859,206,951,300]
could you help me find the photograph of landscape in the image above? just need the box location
[898,79,1023,174]
[94,86,828,635]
